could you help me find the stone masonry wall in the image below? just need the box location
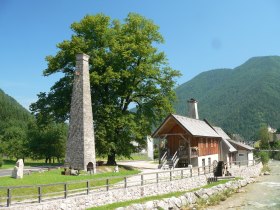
[4,163,262,210]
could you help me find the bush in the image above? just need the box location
[258,151,269,164]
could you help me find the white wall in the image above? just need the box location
[147,136,154,160]
[236,150,247,162]
[248,152,254,162]
[197,154,219,167]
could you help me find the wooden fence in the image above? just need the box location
[0,159,260,207]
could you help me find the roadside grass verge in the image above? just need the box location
[1,154,152,170]
[0,159,62,169]
[88,179,235,210]
[0,166,139,205]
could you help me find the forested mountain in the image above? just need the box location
[174,56,280,140]
[0,89,31,124]
[0,89,32,159]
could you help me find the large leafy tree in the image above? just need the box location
[30,13,180,165]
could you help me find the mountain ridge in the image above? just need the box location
[174,55,280,140]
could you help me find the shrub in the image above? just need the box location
[258,151,269,164]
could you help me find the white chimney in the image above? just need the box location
[188,98,199,119]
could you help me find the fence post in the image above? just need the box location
[141,174,144,186]
[86,181,89,195]
[64,183,67,199]
[7,188,11,207]
[124,177,127,188]
[170,171,172,181]
[181,170,183,179]
[156,172,159,183]
[38,186,42,203]
[190,168,192,177]
[106,179,109,191]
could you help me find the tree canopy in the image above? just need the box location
[30,13,181,164]
[258,124,270,149]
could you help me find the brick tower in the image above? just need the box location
[65,53,96,172]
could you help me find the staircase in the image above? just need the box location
[159,150,180,170]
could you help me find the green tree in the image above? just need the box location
[257,151,269,165]
[258,124,270,150]
[0,119,29,160]
[30,13,180,165]
[28,121,67,163]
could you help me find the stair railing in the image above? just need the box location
[160,151,168,169]
[171,150,179,169]
[160,151,167,163]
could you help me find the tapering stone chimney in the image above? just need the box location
[65,53,96,173]
[187,98,199,119]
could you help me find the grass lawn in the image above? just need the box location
[88,179,236,210]
[0,166,140,205]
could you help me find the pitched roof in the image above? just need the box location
[212,126,237,152]
[213,126,231,140]
[152,114,220,138]
[173,115,221,137]
[227,139,254,151]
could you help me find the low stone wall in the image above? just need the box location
[4,174,211,210]
[116,177,256,210]
[227,162,263,178]
[3,162,262,210]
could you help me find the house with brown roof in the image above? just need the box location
[152,98,255,169]
[152,99,221,169]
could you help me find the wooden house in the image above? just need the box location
[152,114,221,168]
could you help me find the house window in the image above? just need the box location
[238,153,245,157]
[202,158,205,167]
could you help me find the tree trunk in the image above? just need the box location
[107,151,117,165]
[45,157,48,164]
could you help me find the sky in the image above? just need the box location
[1,0,280,109]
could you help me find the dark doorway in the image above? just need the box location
[87,162,94,171]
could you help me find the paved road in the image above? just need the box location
[0,167,46,177]
[117,160,159,170]
[0,169,13,177]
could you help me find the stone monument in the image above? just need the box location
[12,159,24,179]
[65,53,96,173]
